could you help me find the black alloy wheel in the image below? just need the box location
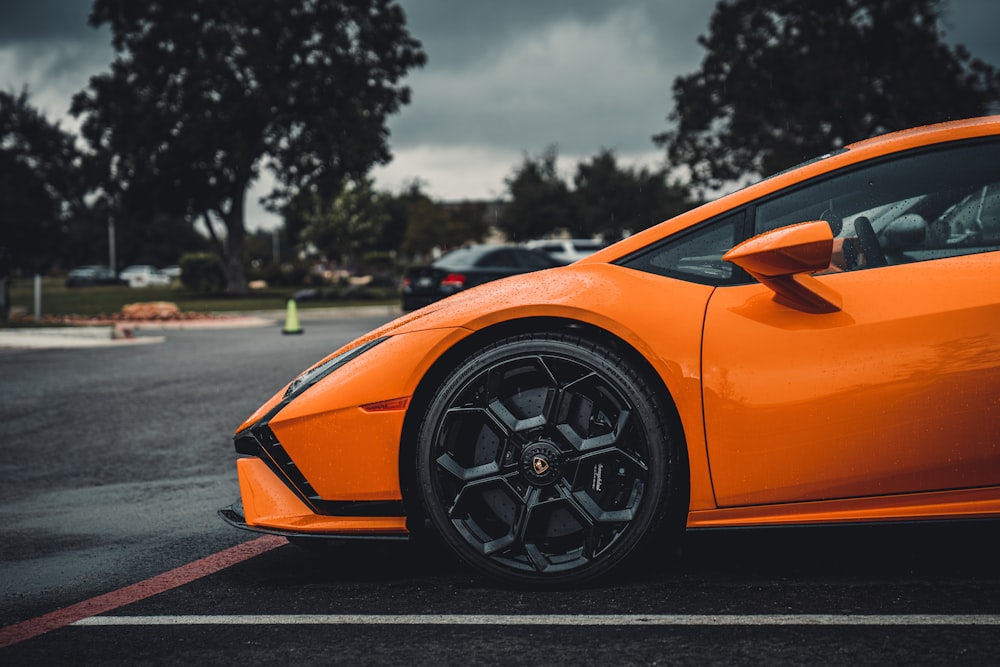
[416,332,681,586]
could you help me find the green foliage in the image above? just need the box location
[117,213,211,268]
[4,276,398,320]
[658,0,1000,192]
[498,146,575,242]
[496,147,696,243]
[296,178,394,267]
[573,149,695,240]
[379,184,421,256]
[72,0,426,294]
[0,90,83,274]
[244,228,281,267]
[400,196,491,257]
[179,252,226,293]
[286,179,493,265]
[252,260,311,288]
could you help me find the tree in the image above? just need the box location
[297,178,392,268]
[572,149,695,240]
[498,146,575,242]
[0,89,83,278]
[378,182,420,258]
[72,0,426,294]
[399,190,491,259]
[657,0,1000,193]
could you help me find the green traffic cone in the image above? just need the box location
[282,298,303,335]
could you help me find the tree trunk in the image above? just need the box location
[0,275,9,323]
[222,185,250,295]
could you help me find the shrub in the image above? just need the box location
[179,253,226,293]
[251,261,312,287]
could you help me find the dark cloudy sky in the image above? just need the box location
[2,0,999,230]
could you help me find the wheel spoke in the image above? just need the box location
[519,486,592,572]
[454,518,517,556]
[448,479,547,559]
[488,397,549,433]
[444,405,509,438]
[447,474,524,554]
[571,445,648,474]
[570,483,639,523]
[479,356,563,435]
[557,409,630,452]
[513,486,543,546]
[436,452,501,483]
[436,405,510,482]
[447,473,521,512]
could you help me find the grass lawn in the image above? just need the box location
[5,276,399,322]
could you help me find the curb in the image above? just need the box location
[0,305,401,350]
[0,329,166,349]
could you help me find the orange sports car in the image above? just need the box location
[221,116,1000,586]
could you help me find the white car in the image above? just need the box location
[523,238,605,264]
[119,265,173,288]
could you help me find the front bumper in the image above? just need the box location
[222,326,473,540]
[221,456,409,538]
[218,496,408,541]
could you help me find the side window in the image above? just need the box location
[936,183,1000,247]
[755,139,1000,271]
[478,250,515,268]
[619,212,744,283]
[514,249,556,269]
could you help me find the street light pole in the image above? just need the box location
[108,212,117,271]
[34,274,41,322]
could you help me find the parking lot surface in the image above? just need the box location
[2,313,998,664]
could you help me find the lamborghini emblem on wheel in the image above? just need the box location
[532,455,550,475]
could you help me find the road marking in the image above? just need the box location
[0,536,285,649]
[73,614,1000,626]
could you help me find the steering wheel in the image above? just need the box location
[853,216,887,268]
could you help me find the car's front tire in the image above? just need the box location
[415,332,683,586]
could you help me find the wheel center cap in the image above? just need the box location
[520,441,562,486]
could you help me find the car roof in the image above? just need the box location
[524,239,604,252]
[433,244,533,268]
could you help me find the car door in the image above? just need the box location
[701,138,1000,507]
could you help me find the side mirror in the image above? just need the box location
[723,221,842,313]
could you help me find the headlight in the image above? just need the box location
[284,337,387,399]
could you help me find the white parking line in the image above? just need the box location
[74,614,1000,626]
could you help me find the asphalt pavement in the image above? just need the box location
[2,308,999,664]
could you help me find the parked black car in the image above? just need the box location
[401,244,558,310]
[65,265,125,287]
